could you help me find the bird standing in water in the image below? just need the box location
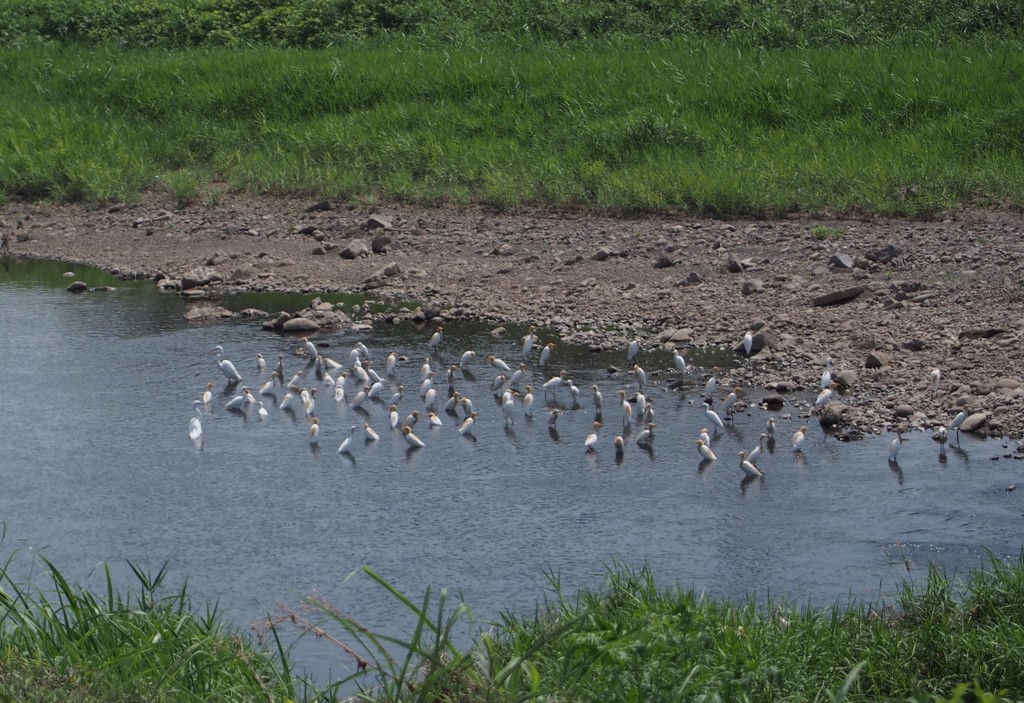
[584,421,601,452]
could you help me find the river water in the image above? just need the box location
[1,255,1021,682]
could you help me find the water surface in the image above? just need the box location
[1,256,1020,681]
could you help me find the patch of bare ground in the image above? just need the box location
[4,192,1024,441]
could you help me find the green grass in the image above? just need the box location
[4,523,1023,702]
[2,39,1024,214]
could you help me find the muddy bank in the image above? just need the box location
[3,193,1024,441]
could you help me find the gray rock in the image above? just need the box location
[181,266,220,290]
[741,279,764,296]
[865,351,890,368]
[365,214,392,230]
[813,285,866,307]
[961,412,989,433]
[372,234,393,254]
[339,239,370,259]
[66,281,88,293]
[726,257,746,273]
[761,395,786,410]
[829,253,855,270]
[835,369,858,388]
[183,305,232,321]
[653,255,676,269]
[156,278,180,291]
[306,200,332,212]
[893,404,914,418]
[281,317,320,332]
[593,247,611,261]
[865,243,903,264]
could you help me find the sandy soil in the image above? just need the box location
[3,192,1024,441]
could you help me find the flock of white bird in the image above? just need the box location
[186,326,966,476]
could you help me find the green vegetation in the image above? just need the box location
[2,0,1023,48]
[4,533,1024,702]
[2,38,1024,214]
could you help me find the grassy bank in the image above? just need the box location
[2,39,1023,215]
[2,0,1023,48]
[5,540,1023,702]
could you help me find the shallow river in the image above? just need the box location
[1,255,1021,682]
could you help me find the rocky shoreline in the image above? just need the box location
[3,192,1024,442]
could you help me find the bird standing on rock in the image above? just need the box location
[929,368,942,392]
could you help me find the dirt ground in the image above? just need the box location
[3,192,1024,441]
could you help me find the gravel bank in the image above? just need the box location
[4,193,1024,441]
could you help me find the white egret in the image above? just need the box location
[821,357,833,390]
[538,342,555,367]
[258,374,277,396]
[337,425,358,454]
[548,409,562,428]
[402,410,421,429]
[699,427,712,448]
[225,392,246,411]
[424,387,438,411]
[403,426,426,448]
[460,350,476,370]
[201,382,214,405]
[792,425,809,452]
[542,370,569,397]
[363,423,380,442]
[508,364,525,391]
[635,422,655,448]
[627,338,640,366]
[257,402,268,421]
[256,353,266,373]
[444,392,462,415]
[459,396,474,417]
[419,377,433,398]
[309,418,320,444]
[523,385,535,418]
[349,389,367,410]
[739,451,762,478]
[614,435,625,458]
[742,331,754,357]
[428,412,443,428]
[747,433,768,464]
[635,392,647,419]
[888,431,904,461]
[487,355,512,374]
[568,380,580,406]
[302,337,318,360]
[458,412,478,436]
[427,325,444,353]
[304,388,317,417]
[815,382,837,407]
[949,408,968,438]
[214,346,243,383]
[929,368,942,392]
[275,353,285,379]
[703,403,725,434]
[389,405,400,430]
[490,373,507,395]
[420,358,432,380]
[386,352,398,377]
[188,401,203,441]
[279,390,296,411]
[631,365,646,393]
[351,363,370,385]
[618,390,633,428]
[673,349,686,378]
[765,417,777,437]
[287,370,305,390]
[521,326,538,360]
[584,421,602,452]
[243,387,257,405]
[703,369,718,400]
[502,390,516,426]
[722,387,741,420]
[388,385,405,408]
[592,385,603,413]
[323,356,344,372]
[367,380,384,400]
[695,440,717,462]
[334,383,345,403]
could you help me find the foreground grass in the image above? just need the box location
[2,39,1024,215]
[3,540,1023,702]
